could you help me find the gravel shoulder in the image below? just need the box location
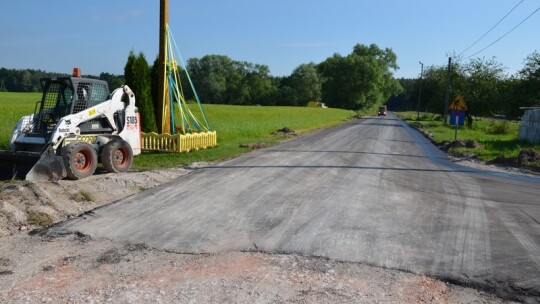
[0,154,534,303]
[0,231,509,303]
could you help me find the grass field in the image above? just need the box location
[396,111,540,166]
[0,92,355,170]
[0,92,41,147]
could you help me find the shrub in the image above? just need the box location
[27,212,53,227]
[486,120,511,135]
[70,190,94,202]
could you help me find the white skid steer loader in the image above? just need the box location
[0,70,141,182]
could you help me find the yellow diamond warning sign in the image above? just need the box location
[449,93,467,111]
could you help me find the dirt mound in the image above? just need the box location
[488,149,540,170]
[0,168,191,236]
[444,140,481,149]
[517,149,540,164]
[239,142,269,150]
[272,127,297,136]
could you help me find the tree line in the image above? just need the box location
[393,51,540,119]
[5,45,538,124]
[0,68,124,93]
[2,43,403,114]
[123,43,403,133]
[181,43,402,110]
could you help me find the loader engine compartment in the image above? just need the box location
[78,117,115,135]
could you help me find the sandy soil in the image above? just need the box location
[0,159,533,303]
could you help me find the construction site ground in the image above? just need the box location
[0,160,529,303]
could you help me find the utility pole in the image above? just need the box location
[157,0,171,134]
[0,78,6,91]
[443,57,452,125]
[416,61,423,120]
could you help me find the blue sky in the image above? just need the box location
[1,0,539,79]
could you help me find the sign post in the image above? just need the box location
[454,113,459,140]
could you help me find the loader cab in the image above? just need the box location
[32,77,110,136]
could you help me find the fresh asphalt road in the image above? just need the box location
[56,113,540,299]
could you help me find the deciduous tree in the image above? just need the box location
[318,43,402,110]
[519,51,540,107]
[288,63,322,106]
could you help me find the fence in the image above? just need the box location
[141,131,217,153]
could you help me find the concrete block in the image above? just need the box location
[518,109,540,143]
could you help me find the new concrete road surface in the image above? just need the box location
[55,114,540,300]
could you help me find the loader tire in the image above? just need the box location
[61,142,98,180]
[101,139,133,173]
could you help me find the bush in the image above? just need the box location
[486,120,511,135]
[70,190,94,202]
[27,211,53,227]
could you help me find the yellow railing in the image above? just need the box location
[141,131,217,153]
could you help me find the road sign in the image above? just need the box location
[449,110,465,126]
[449,93,467,111]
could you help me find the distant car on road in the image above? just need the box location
[378,106,387,116]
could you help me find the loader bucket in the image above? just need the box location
[25,146,66,182]
[0,150,42,180]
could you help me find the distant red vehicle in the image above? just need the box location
[378,106,387,116]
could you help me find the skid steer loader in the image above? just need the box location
[0,69,141,182]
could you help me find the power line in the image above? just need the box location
[465,5,540,59]
[458,0,524,57]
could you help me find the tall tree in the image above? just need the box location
[187,55,237,104]
[318,43,402,110]
[124,51,158,133]
[519,51,540,107]
[462,57,506,117]
[410,61,467,115]
[387,78,416,111]
[240,63,278,106]
[99,72,124,90]
[187,55,278,105]
[288,63,322,106]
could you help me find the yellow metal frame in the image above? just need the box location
[141,131,217,153]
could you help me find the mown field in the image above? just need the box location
[396,111,540,168]
[0,92,355,170]
[0,92,42,146]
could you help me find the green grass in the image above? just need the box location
[133,104,355,170]
[0,92,41,149]
[396,111,540,164]
[0,92,355,170]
